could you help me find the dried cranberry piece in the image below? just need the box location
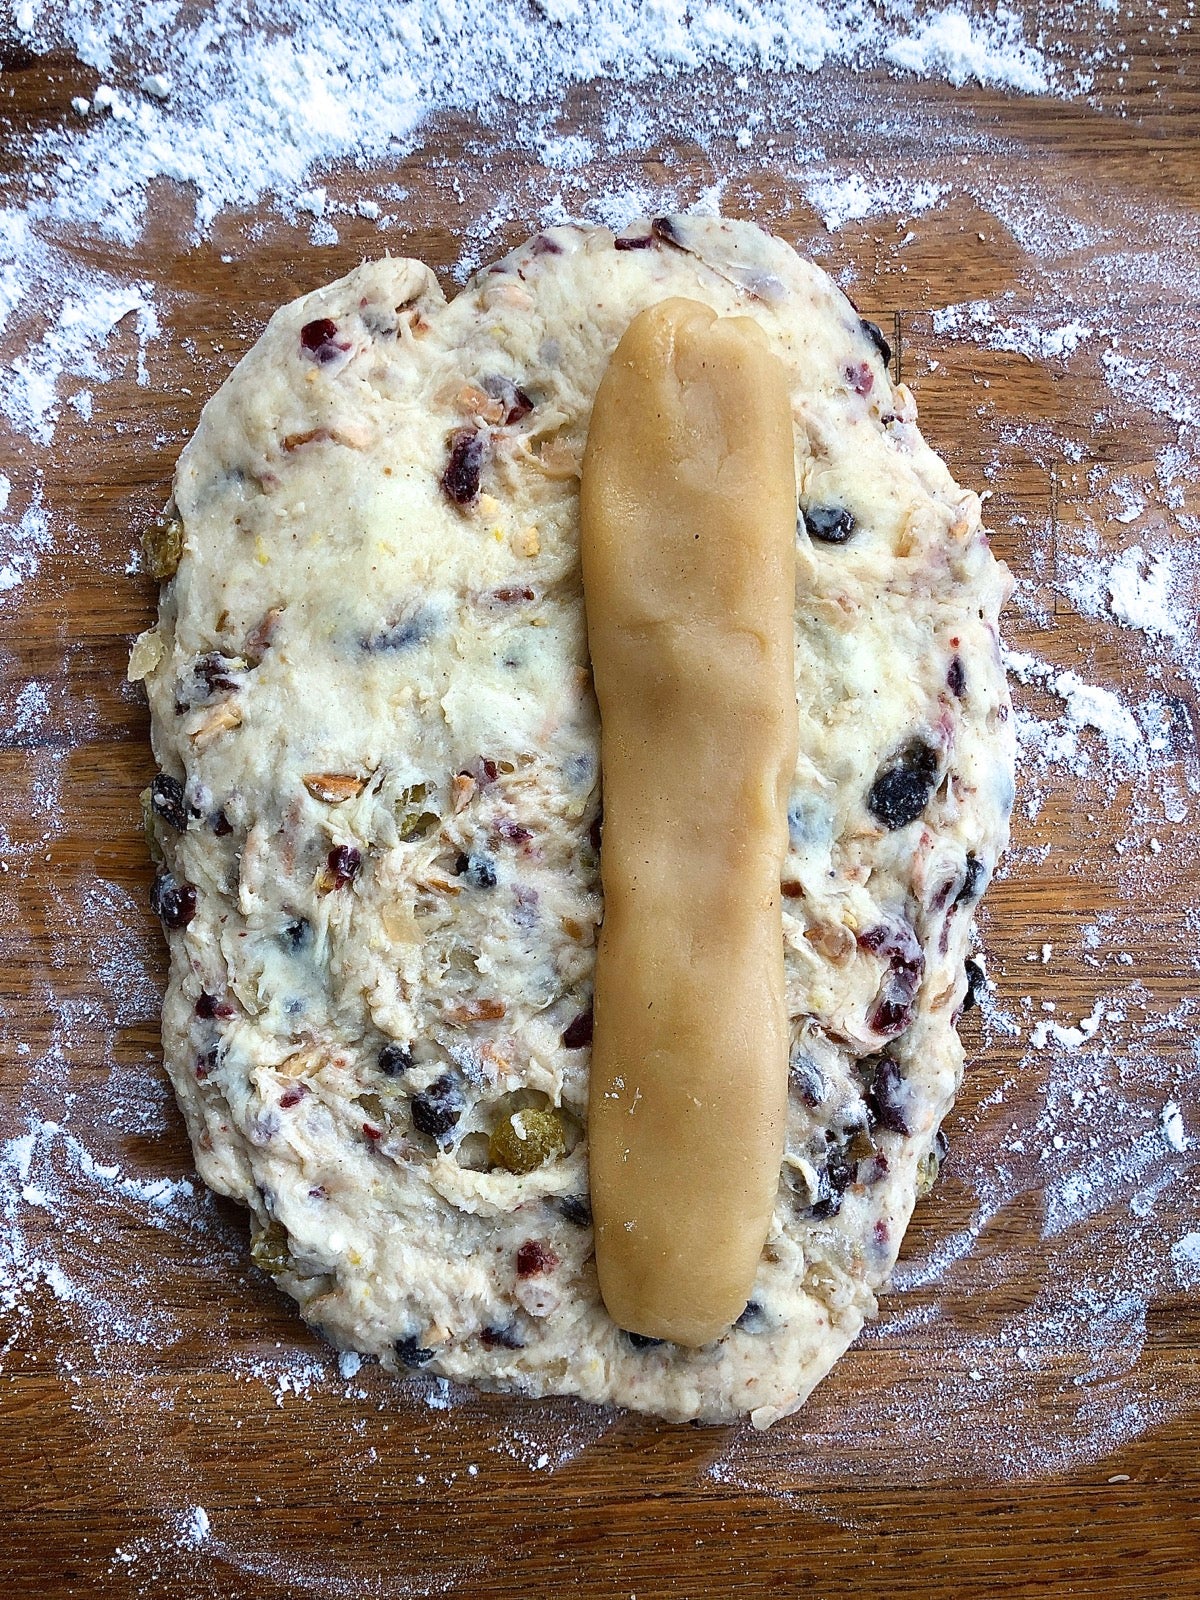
[409,1074,464,1142]
[325,845,361,889]
[195,1046,219,1081]
[552,1194,591,1227]
[859,317,893,367]
[530,234,562,256]
[378,1042,414,1077]
[194,653,240,697]
[860,920,924,1037]
[394,1335,435,1367]
[588,813,603,854]
[301,317,338,351]
[440,428,487,505]
[150,872,197,930]
[481,374,533,425]
[279,1084,309,1109]
[211,809,233,836]
[625,1331,665,1350]
[963,957,985,1011]
[561,1007,593,1049]
[299,317,348,365]
[150,773,188,832]
[866,738,940,830]
[845,361,874,397]
[947,655,966,697]
[454,852,497,889]
[863,1055,911,1135]
[802,505,856,544]
[516,1240,557,1277]
[196,992,234,1020]
[651,216,685,248]
[481,1325,524,1350]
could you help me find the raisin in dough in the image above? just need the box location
[132,217,1014,1428]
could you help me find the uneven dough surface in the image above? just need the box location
[133,216,1015,1428]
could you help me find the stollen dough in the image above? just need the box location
[132,216,1014,1427]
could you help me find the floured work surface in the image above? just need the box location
[1,4,1199,1597]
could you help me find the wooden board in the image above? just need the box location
[2,15,1199,1599]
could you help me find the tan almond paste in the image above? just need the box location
[580,297,799,1347]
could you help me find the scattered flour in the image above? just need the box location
[1,0,1198,1588]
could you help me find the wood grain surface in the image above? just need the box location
[2,12,1199,1599]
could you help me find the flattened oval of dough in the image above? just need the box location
[581,298,799,1348]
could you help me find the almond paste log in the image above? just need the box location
[581,297,799,1347]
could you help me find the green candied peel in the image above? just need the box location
[250,1218,292,1277]
[143,512,184,581]
[396,782,441,842]
[915,1147,942,1199]
[488,1107,567,1174]
[139,785,165,866]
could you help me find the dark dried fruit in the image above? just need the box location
[866,738,940,830]
[480,1325,524,1350]
[963,957,985,1011]
[530,234,563,256]
[394,1335,435,1367]
[860,317,893,367]
[325,845,362,889]
[279,1084,308,1110]
[614,231,654,250]
[802,504,856,544]
[625,1330,665,1350]
[410,1074,465,1143]
[440,428,487,506]
[955,852,986,907]
[481,374,534,425]
[282,916,311,950]
[516,1240,557,1277]
[378,1042,414,1077]
[561,1007,593,1049]
[211,809,233,836]
[299,317,347,364]
[789,1052,825,1107]
[143,512,184,580]
[947,655,966,697]
[552,1194,591,1227]
[150,773,188,832]
[454,852,497,888]
[196,992,234,1020]
[588,813,603,853]
[810,1143,856,1220]
[150,872,197,930]
[735,1300,767,1333]
[859,920,925,1038]
[651,216,685,247]
[863,1055,911,1136]
[192,652,240,699]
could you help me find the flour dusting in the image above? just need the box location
[2,0,1199,1588]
